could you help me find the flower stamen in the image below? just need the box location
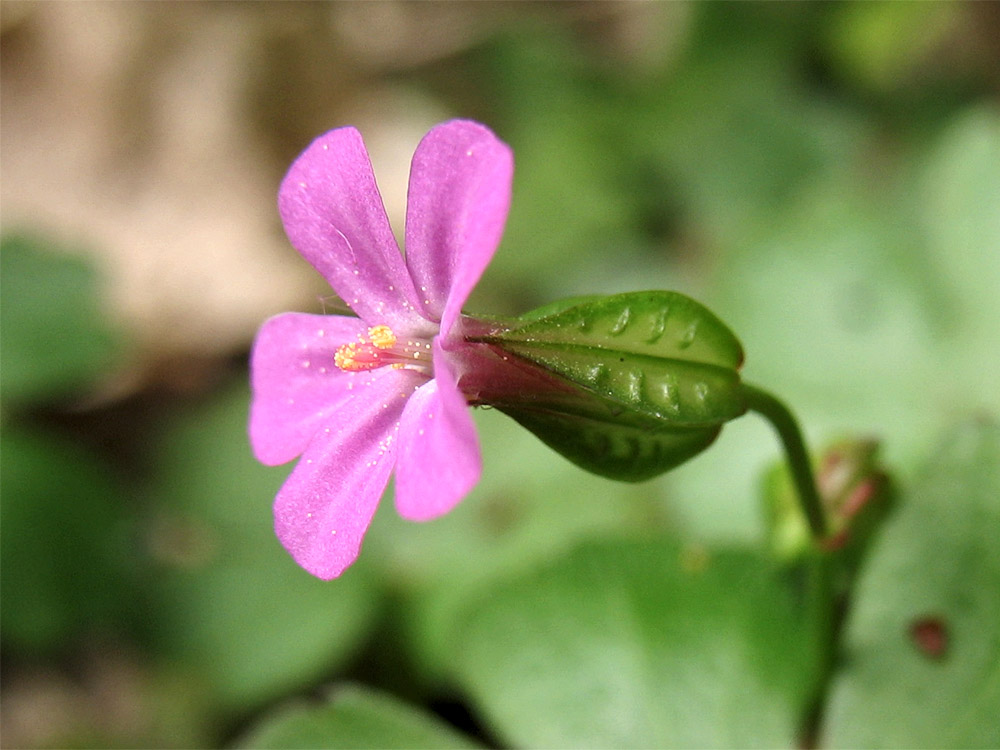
[368,325,396,349]
[333,325,432,375]
[334,341,382,371]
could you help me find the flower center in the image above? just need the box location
[334,325,433,375]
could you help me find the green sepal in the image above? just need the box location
[512,294,604,322]
[500,405,722,482]
[476,291,746,481]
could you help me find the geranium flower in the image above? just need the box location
[250,120,513,579]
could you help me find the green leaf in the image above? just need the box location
[0,235,121,403]
[823,2,961,92]
[0,425,134,654]
[238,684,482,749]
[919,106,1000,408]
[821,417,1000,748]
[480,292,745,481]
[454,538,821,749]
[362,408,673,685]
[148,383,382,710]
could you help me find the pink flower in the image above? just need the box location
[250,120,513,579]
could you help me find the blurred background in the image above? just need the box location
[2,2,998,747]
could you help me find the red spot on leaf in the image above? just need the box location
[909,616,948,659]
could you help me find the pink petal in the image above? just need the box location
[394,339,482,521]
[279,128,426,332]
[249,313,371,466]
[273,367,422,579]
[404,120,513,337]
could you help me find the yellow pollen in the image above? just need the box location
[333,323,430,374]
[333,342,370,372]
[368,325,396,349]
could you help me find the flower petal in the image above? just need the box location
[279,128,426,332]
[249,312,371,466]
[273,367,421,579]
[394,339,482,521]
[404,120,513,337]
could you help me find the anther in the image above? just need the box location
[368,325,396,349]
[334,341,382,372]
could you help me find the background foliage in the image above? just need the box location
[2,3,998,747]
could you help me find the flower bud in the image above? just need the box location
[763,437,893,563]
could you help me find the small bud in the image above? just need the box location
[762,437,894,564]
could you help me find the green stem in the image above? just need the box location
[801,547,837,743]
[742,382,828,541]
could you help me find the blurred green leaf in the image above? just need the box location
[637,11,863,252]
[453,538,821,749]
[149,383,383,711]
[699,106,999,495]
[0,425,134,654]
[363,408,671,684]
[671,107,998,543]
[824,2,960,92]
[238,684,481,749]
[821,417,1000,748]
[919,105,1000,407]
[708,176,954,482]
[0,235,121,403]
[482,32,641,302]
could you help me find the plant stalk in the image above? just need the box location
[742,382,828,541]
